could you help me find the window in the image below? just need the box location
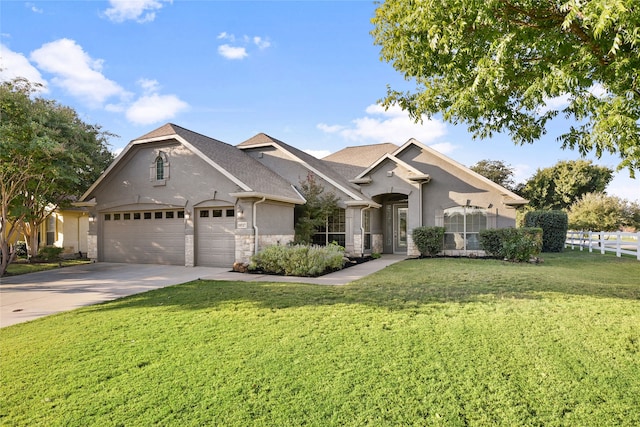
[124,213,131,220]
[134,213,141,220]
[155,212,163,219]
[166,211,174,219]
[363,209,371,251]
[443,206,487,250]
[144,212,152,219]
[46,215,56,246]
[313,208,346,247]
[200,210,209,218]
[104,214,111,221]
[177,210,185,219]
[226,209,235,217]
[155,157,164,180]
[151,152,169,184]
[212,209,222,218]
[114,213,121,220]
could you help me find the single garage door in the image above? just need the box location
[102,210,185,265]
[195,207,235,267]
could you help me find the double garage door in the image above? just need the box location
[102,207,235,267]
[102,210,186,265]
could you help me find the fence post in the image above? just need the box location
[637,232,640,261]
[600,232,605,255]
[616,233,622,258]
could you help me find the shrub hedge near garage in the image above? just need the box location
[249,244,345,277]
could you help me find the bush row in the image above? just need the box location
[479,228,543,262]
[249,243,345,277]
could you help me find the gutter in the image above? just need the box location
[253,197,267,255]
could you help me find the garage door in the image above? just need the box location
[102,210,185,265]
[195,207,235,267]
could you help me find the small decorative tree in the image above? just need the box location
[294,173,339,244]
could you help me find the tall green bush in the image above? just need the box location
[479,228,542,262]
[412,226,445,257]
[524,210,568,252]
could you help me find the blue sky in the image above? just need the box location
[1,0,637,201]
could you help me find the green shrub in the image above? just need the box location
[479,228,543,261]
[478,229,505,258]
[37,246,64,261]
[249,244,345,277]
[524,210,568,252]
[412,226,445,257]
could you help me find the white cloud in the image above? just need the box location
[318,104,447,144]
[304,149,332,159]
[216,32,271,60]
[29,38,126,107]
[0,44,48,90]
[137,78,160,94]
[26,2,43,13]
[428,142,457,155]
[218,44,248,60]
[126,93,188,125]
[253,36,271,50]
[104,0,171,23]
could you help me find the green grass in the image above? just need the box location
[1,251,639,426]
[3,259,91,276]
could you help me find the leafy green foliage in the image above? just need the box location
[371,0,640,174]
[518,160,613,210]
[249,244,345,277]
[294,173,340,244]
[412,226,445,256]
[470,159,516,190]
[568,192,634,231]
[479,228,542,261]
[36,246,64,261]
[0,78,114,274]
[524,210,569,252]
[2,252,639,425]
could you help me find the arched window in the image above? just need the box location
[443,206,487,250]
[155,156,164,180]
[150,152,169,184]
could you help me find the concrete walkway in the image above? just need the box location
[0,255,406,328]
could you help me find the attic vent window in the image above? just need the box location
[151,152,170,186]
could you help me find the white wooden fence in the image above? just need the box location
[565,231,640,260]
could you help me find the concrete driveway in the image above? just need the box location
[0,262,228,328]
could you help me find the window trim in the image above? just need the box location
[150,152,169,186]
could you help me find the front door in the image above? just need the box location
[394,205,408,254]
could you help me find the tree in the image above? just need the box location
[518,160,613,210]
[372,0,640,174]
[568,192,629,231]
[294,173,340,244]
[0,78,114,275]
[470,159,515,190]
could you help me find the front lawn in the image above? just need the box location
[1,251,639,426]
[2,259,91,277]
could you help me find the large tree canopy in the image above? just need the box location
[0,78,114,274]
[470,159,516,190]
[372,0,640,174]
[517,159,613,210]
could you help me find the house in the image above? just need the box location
[78,123,527,267]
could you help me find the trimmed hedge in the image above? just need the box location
[524,210,568,252]
[412,226,445,257]
[37,246,64,261]
[249,244,345,277]
[479,228,542,262]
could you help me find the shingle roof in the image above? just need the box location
[139,124,303,202]
[238,133,370,202]
[322,143,398,167]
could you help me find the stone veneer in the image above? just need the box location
[235,234,294,265]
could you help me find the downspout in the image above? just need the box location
[253,197,267,255]
[360,205,373,257]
